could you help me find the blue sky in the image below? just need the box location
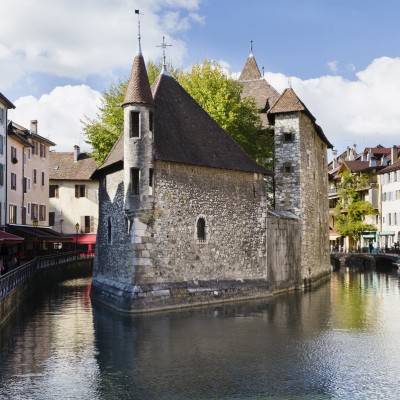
[2,0,400,154]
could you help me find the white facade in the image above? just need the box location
[49,180,98,234]
[0,94,15,226]
[379,169,400,248]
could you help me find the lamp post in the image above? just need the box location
[75,223,80,259]
[33,217,38,258]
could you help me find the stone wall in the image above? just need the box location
[92,161,271,312]
[266,211,301,291]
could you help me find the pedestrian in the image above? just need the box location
[369,242,373,254]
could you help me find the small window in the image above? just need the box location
[149,111,154,132]
[31,203,38,220]
[9,205,17,224]
[75,184,86,198]
[49,185,59,198]
[197,217,206,242]
[11,172,16,190]
[284,133,294,142]
[28,148,31,159]
[39,205,46,221]
[23,177,27,193]
[11,146,17,163]
[41,171,45,186]
[27,178,31,191]
[283,162,292,174]
[33,169,37,184]
[0,164,3,186]
[130,111,140,138]
[107,217,112,244]
[40,143,46,158]
[49,212,55,226]
[0,108,3,125]
[149,168,154,195]
[0,135,3,155]
[131,168,140,195]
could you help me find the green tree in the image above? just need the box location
[334,169,376,246]
[83,59,272,167]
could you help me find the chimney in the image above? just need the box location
[73,145,80,162]
[346,146,350,159]
[30,120,38,134]
[332,150,338,169]
[391,145,398,164]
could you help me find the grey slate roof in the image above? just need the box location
[96,71,271,176]
[151,73,270,174]
[50,152,98,181]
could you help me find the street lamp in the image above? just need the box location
[75,223,80,258]
[33,217,38,258]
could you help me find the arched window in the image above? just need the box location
[197,217,206,241]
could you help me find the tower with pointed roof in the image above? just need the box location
[239,48,333,287]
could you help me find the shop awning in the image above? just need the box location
[378,231,396,236]
[330,234,341,240]
[76,234,97,245]
[0,231,24,244]
[6,225,74,242]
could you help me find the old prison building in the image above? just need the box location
[91,40,332,312]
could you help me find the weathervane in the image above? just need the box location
[134,9,144,54]
[250,40,253,54]
[157,36,172,75]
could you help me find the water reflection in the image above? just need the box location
[1,271,400,399]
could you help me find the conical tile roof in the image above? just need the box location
[123,54,154,106]
[239,53,262,81]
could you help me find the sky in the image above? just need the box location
[1,0,400,156]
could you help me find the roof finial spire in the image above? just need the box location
[250,40,253,54]
[157,36,172,75]
[134,9,143,55]
[288,76,292,88]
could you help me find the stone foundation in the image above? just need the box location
[91,276,271,313]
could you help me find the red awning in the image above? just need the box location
[0,231,24,244]
[76,234,97,245]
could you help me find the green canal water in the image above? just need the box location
[1,269,400,399]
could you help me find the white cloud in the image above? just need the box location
[8,85,102,152]
[0,0,204,89]
[266,57,400,153]
[327,60,338,74]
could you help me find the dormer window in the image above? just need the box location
[130,111,140,138]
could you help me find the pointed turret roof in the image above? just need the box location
[270,88,333,148]
[239,53,262,81]
[122,53,154,107]
[269,87,309,115]
[238,52,280,127]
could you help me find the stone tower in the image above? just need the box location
[122,43,156,285]
[269,88,333,285]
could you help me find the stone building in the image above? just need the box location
[239,51,333,286]
[91,39,332,312]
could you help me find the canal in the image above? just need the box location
[1,269,400,399]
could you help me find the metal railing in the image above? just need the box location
[0,252,93,299]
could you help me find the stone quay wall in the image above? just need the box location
[0,258,93,327]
